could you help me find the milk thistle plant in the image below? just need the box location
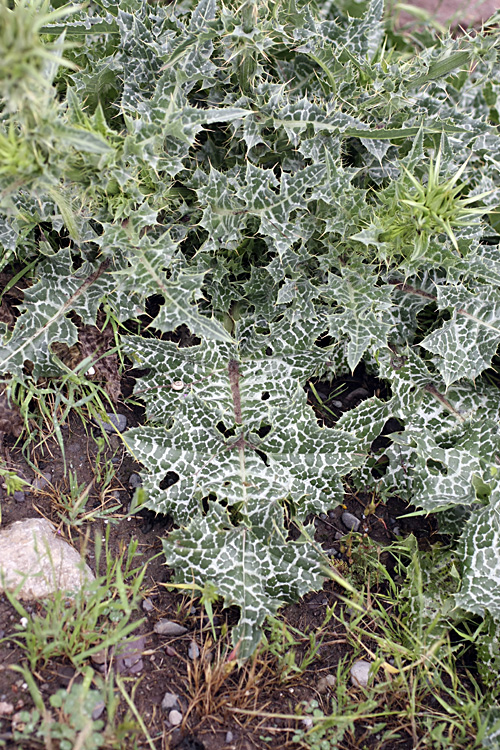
[0,3,500,721]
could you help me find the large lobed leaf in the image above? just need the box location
[124,329,367,655]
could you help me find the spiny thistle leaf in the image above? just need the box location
[420,285,500,386]
[163,505,324,659]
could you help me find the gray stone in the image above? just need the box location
[13,491,26,503]
[342,512,360,532]
[31,472,52,491]
[392,526,401,536]
[154,619,188,636]
[128,473,142,488]
[188,640,200,660]
[94,413,127,434]
[351,660,372,688]
[142,598,154,612]
[161,692,179,711]
[225,731,234,743]
[0,518,94,600]
[168,709,182,726]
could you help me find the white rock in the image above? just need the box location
[351,660,372,688]
[0,518,94,600]
[342,512,360,532]
[161,692,179,710]
[168,709,182,726]
[188,639,200,660]
[225,731,234,743]
[154,619,188,636]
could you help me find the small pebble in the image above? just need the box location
[91,701,105,720]
[91,649,108,666]
[168,709,182,726]
[0,702,14,716]
[328,510,336,518]
[332,400,343,408]
[351,660,372,688]
[128,473,142,488]
[154,619,188,636]
[301,717,314,728]
[319,513,327,520]
[335,531,344,541]
[31,472,52,491]
[108,435,121,451]
[161,692,179,711]
[94,413,128,434]
[13,491,26,503]
[142,598,154,612]
[188,640,200,660]
[342,512,360,532]
[317,674,336,693]
[392,526,401,536]
[225,730,234,743]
